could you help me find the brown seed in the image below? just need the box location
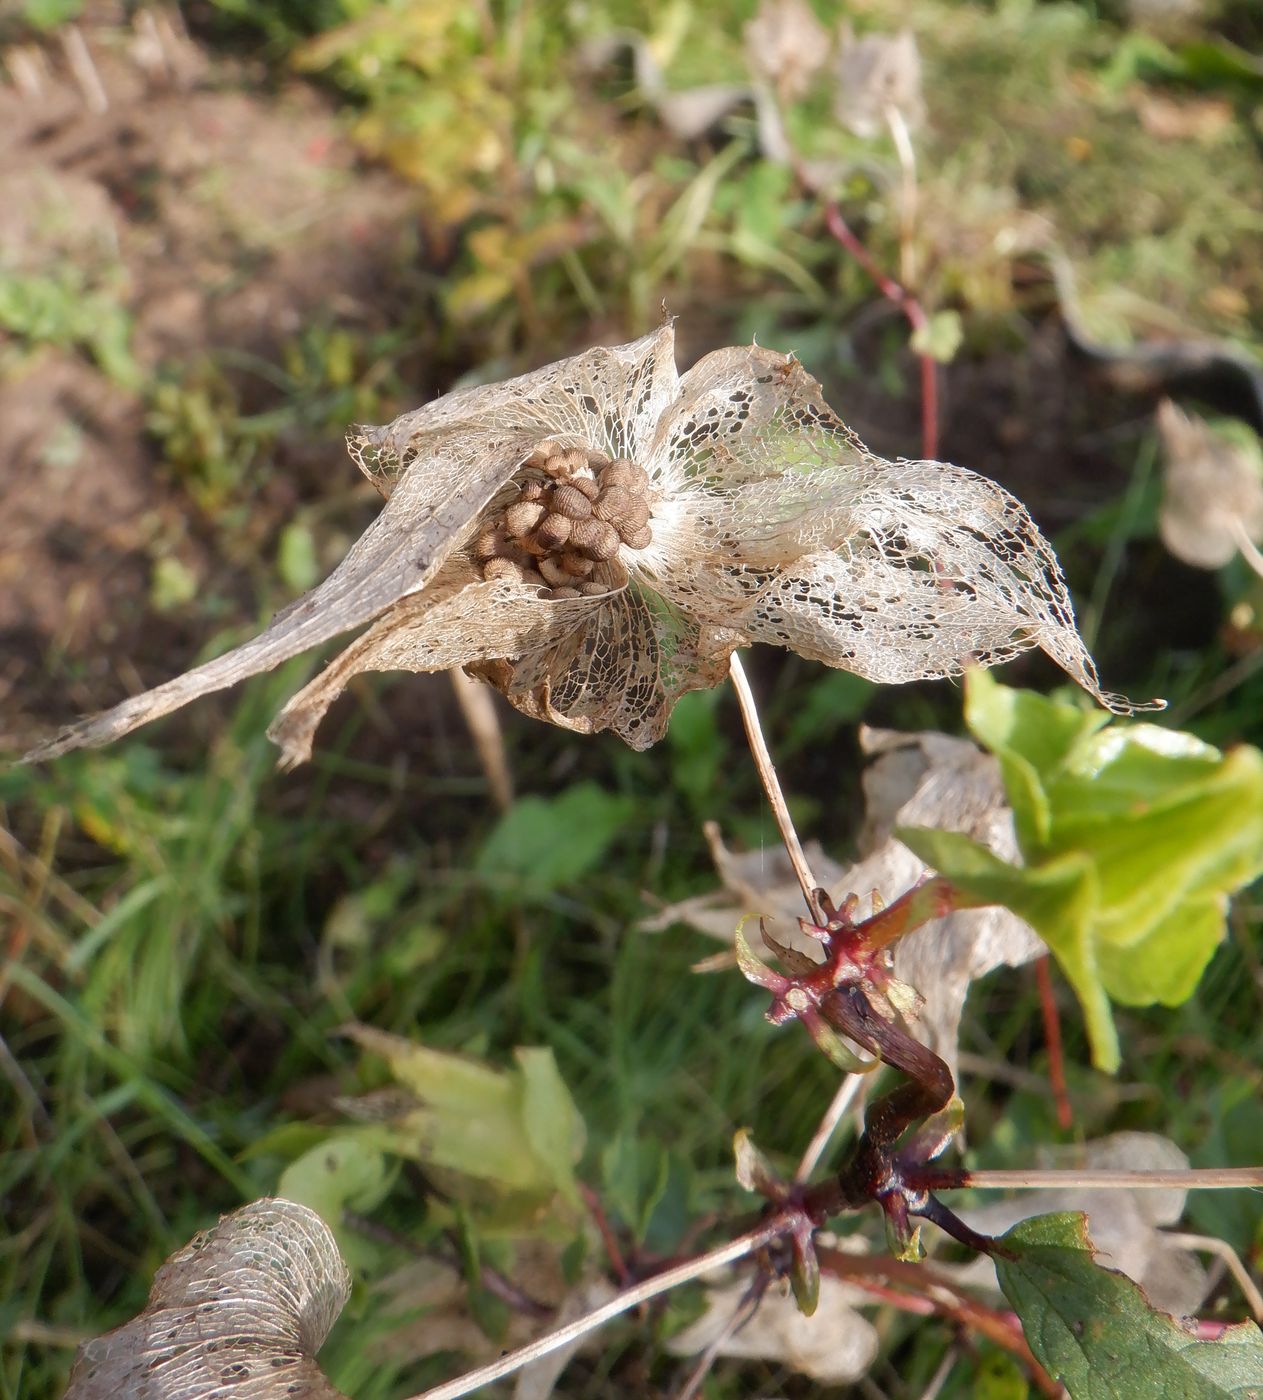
[620,523,653,550]
[538,555,572,587]
[519,478,547,502]
[548,585,582,600]
[559,448,586,475]
[475,528,508,563]
[552,484,594,520]
[504,500,547,538]
[560,550,595,578]
[594,485,650,533]
[600,459,650,492]
[544,452,569,478]
[579,581,610,596]
[534,513,572,551]
[483,557,527,583]
[528,438,558,464]
[585,447,612,470]
[569,517,620,561]
[569,475,600,501]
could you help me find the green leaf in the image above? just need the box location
[476,783,634,898]
[897,828,1116,1069]
[922,672,1263,1071]
[909,310,965,365]
[996,1212,1263,1398]
[516,1047,586,1208]
[277,522,321,592]
[346,1025,585,1205]
[278,1132,393,1266]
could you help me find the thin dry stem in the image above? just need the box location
[796,1072,866,1182]
[727,652,820,920]
[671,1273,770,1400]
[1162,1231,1263,1322]
[447,670,514,811]
[885,104,918,288]
[409,1221,784,1400]
[923,1167,1263,1191]
[1230,516,1263,582]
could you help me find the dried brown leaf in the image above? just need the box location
[666,1271,878,1383]
[65,1199,351,1400]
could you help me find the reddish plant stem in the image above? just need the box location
[816,1246,1060,1399]
[1034,954,1074,1130]
[580,1182,632,1287]
[823,201,939,460]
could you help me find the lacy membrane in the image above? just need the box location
[24,322,1153,767]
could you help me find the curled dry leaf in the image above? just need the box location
[955,1132,1210,1318]
[833,25,925,139]
[65,1198,351,1400]
[24,324,1145,768]
[645,726,1043,1082]
[666,1268,879,1384]
[1157,399,1263,569]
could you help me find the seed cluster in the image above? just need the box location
[475,440,654,599]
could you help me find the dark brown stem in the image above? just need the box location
[816,984,954,1212]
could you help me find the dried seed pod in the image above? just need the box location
[569,517,620,561]
[569,475,600,501]
[621,523,653,550]
[504,499,547,538]
[600,459,650,492]
[548,585,582,599]
[552,484,594,521]
[475,527,508,563]
[535,512,573,551]
[538,555,573,587]
[560,550,595,578]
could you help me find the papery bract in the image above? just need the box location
[22,323,1149,768]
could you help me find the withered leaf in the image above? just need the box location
[65,1198,351,1400]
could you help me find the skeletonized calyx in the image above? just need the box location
[21,323,1155,769]
[65,1198,351,1400]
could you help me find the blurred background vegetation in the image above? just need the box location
[1,0,1262,1396]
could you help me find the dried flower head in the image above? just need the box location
[834,25,925,139]
[23,323,1149,768]
[744,0,832,104]
[1157,398,1263,570]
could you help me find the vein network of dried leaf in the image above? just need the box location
[22,323,1154,769]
